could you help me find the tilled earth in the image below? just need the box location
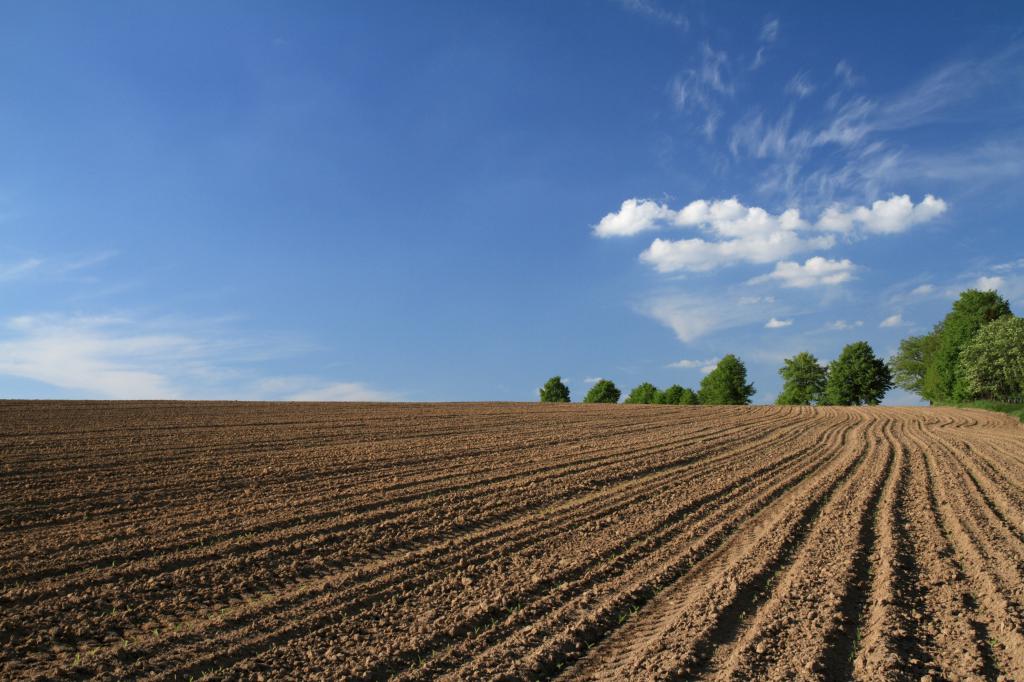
[2,402,1023,681]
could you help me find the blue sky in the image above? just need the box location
[2,1,1023,402]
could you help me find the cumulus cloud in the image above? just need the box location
[750,257,856,288]
[595,194,944,274]
[640,232,834,273]
[594,198,674,237]
[817,194,947,234]
[880,313,904,328]
[583,377,602,384]
[765,317,793,328]
[976,275,1005,291]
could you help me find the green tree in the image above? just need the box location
[776,352,827,405]
[958,316,1024,401]
[624,382,660,404]
[698,355,755,405]
[678,387,700,405]
[888,327,942,400]
[824,341,893,405]
[923,289,1012,401]
[583,379,621,404]
[658,384,697,404]
[657,384,683,404]
[538,376,570,403]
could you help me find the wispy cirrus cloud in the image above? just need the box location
[668,357,720,373]
[0,258,43,281]
[0,312,399,400]
[615,0,688,30]
[640,291,773,342]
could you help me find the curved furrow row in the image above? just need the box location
[4,402,1024,681]
[2,408,806,627]
[700,410,895,681]
[72,409,819,675]
[127,414,838,679]
[556,408,870,681]
[374,411,860,680]
[907,421,1024,679]
[2,408,796,568]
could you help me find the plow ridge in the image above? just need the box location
[2,402,1023,681]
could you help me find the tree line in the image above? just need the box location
[889,289,1023,403]
[541,342,898,406]
[540,354,755,405]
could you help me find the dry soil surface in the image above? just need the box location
[2,401,1023,681]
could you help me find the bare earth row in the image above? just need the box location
[1,401,1022,680]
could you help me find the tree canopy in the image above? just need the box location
[824,341,893,405]
[583,379,621,404]
[776,352,827,405]
[538,376,570,403]
[698,355,755,405]
[624,382,661,404]
[923,289,1012,401]
[658,384,699,405]
[958,316,1024,402]
[889,328,942,399]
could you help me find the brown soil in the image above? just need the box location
[1,401,1022,681]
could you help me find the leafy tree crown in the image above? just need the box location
[776,352,827,405]
[539,376,570,403]
[824,341,893,405]
[583,379,621,404]
[698,354,755,405]
[624,382,661,404]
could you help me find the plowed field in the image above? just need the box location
[2,402,1023,681]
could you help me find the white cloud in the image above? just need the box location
[911,283,935,296]
[751,47,766,70]
[668,357,720,374]
[640,232,834,273]
[0,314,196,398]
[596,194,944,274]
[616,0,688,29]
[641,293,765,342]
[765,317,793,328]
[835,60,858,87]
[816,194,947,234]
[286,382,397,402]
[751,257,856,288]
[0,258,43,281]
[786,72,815,98]
[880,313,903,328]
[976,275,1005,291]
[760,19,779,42]
[826,320,864,331]
[670,43,733,138]
[594,198,674,237]
[738,295,775,304]
[0,312,397,401]
[583,376,601,384]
